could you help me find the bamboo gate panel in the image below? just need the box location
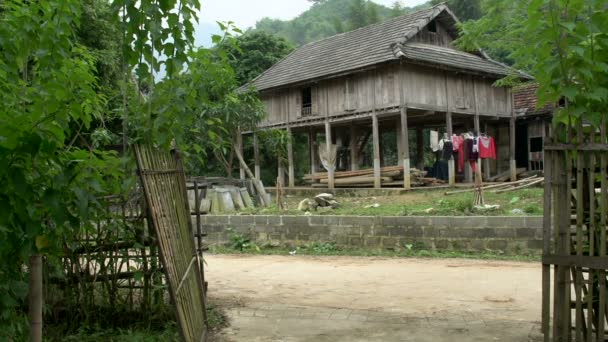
[542,122,608,341]
[135,145,208,342]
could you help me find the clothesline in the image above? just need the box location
[430,130,497,173]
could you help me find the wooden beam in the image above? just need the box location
[325,120,335,189]
[237,131,245,180]
[349,123,359,171]
[287,127,295,188]
[253,132,260,181]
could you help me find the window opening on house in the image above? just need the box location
[302,87,312,116]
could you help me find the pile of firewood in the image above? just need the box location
[303,165,445,188]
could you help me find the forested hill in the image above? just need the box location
[253,0,431,46]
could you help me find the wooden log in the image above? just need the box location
[320,176,392,185]
[304,165,403,180]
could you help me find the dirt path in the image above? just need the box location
[206,254,543,341]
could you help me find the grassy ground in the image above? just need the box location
[238,187,543,217]
[209,244,540,262]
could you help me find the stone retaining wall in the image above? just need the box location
[201,215,543,254]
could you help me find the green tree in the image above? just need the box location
[222,31,294,85]
[390,1,405,18]
[366,1,380,25]
[431,0,482,21]
[458,0,608,129]
[348,0,369,30]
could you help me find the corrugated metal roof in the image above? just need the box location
[245,4,522,92]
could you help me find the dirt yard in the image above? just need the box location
[206,254,543,341]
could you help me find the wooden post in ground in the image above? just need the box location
[509,118,517,182]
[325,120,335,189]
[443,72,455,186]
[398,62,410,189]
[509,90,517,182]
[287,127,295,188]
[29,255,43,342]
[253,132,260,181]
[372,70,381,189]
[237,131,245,180]
[350,123,359,171]
[372,113,381,189]
[309,128,317,174]
[416,127,424,170]
[396,120,403,166]
[446,111,455,186]
[400,106,411,189]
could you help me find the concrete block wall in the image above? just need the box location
[200,215,543,254]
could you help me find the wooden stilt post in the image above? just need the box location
[416,127,424,171]
[446,111,455,186]
[350,123,358,171]
[400,106,411,189]
[325,120,335,189]
[398,62,410,189]
[372,113,381,189]
[253,132,260,181]
[309,128,317,174]
[237,131,245,180]
[509,89,517,182]
[372,70,381,189]
[443,72,455,186]
[277,130,285,188]
[29,255,43,342]
[287,127,295,188]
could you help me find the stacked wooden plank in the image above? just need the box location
[304,166,445,188]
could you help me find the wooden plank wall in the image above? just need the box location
[260,64,513,125]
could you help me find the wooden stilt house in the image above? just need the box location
[241,4,530,189]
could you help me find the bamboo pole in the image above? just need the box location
[444,175,538,195]
[29,255,43,342]
[493,177,544,193]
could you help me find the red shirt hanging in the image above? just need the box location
[478,136,496,160]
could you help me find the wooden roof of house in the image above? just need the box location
[514,83,554,116]
[245,4,525,92]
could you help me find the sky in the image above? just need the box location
[194,0,429,46]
